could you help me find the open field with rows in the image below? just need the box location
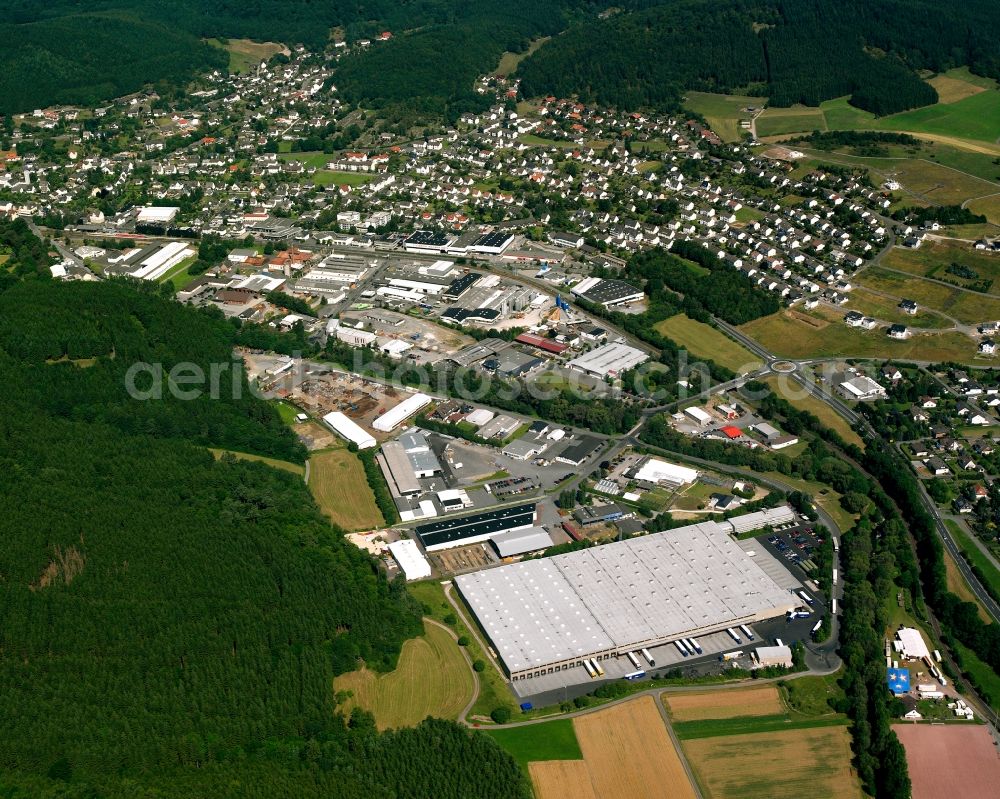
[569,697,698,799]
[896,724,1000,799]
[654,314,762,372]
[664,686,784,721]
[332,619,474,730]
[756,105,827,138]
[529,760,598,799]
[308,448,384,530]
[682,725,862,799]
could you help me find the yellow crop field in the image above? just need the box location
[683,726,863,799]
[529,761,599,799]
[568,697,698,799]
[332,620,474,730]
[308,448,383,531]
[665,686,784,722]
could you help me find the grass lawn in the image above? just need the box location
[941,545,991,622]
[842,287,951,328]
[672,714,847,740]
[273,399,300,425]
[208,447,305,476]
[873,89,1000,145]
[654,314,762,372]
[952,640,1000,713]
[820,96,877,130]
[517,133,578,149]
[762,376,865,450]
[279,151,331,169]
[756,105,827,138]
[763,472,854,533]
[883,241,1000,296]
[484,719,582,768]
[207,38,286,74]
[333,619,474,730]
[781,673,846,718]
[740,308,981,362]
[966,194,1000,226]
[857,266,1000,325]
[734,206,765,223]
[495,36,549,76]
[945,519,1000,600]
[156,254,198,289]
[313,169,375,187]
[406,580,514,720]
[308,448,384,530]
[682,91,763,143]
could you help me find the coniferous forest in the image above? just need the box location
[0,269,530,797]
[1,0,999,117]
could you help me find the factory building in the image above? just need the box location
[415,503,537,552]
[567,342,649,378]
[373,392,432,432]
[455,513,798,680]
[387,539,432,581]
[570,277,645,308]
[322,411,376,450]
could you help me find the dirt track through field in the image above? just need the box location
[570,696,698,799]
[895,724,1000,799]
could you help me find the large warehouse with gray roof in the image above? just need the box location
[455,509,797,680]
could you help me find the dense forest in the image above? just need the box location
[518,0,1000,115]
[4,0,999,117]
[0,274,529,797]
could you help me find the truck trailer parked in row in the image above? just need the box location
[739,624,754,640]
[726,628,742,644]
[641,648,655,667]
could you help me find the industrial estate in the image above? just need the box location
[5,3,1000,798]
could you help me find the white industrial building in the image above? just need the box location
[684,406,713,426]
[456,512,798,680]
[388,539,432,580]
[322,411,376,450]
[491,527,554,558]
[838,375,887,401]
[129,241,195,281]
[373,392,432,432]
[754,645,793,669]
[895,627,931,660]
[633,457,699,487]
[136,205,180,224]
[567,342,649,378]
[337,327,377,347]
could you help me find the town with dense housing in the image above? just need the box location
[3,3,1000,799]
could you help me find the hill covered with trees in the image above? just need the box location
[0,275,529,797]
[2,0,999,117]
[517,0,1000,116]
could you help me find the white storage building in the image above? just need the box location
[567,342,649,377]
[387,539,432,580]
[337,327,377,347]
[634,457,699,486]
[684,406,713,426]
[322,411,376,450]
[373,392,432,432]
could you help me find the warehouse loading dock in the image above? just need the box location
[455,511,798,681]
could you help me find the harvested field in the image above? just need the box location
[654,314,762,372]
[530,761,598,799]
[895,724,1000,799]
[665,686,784,721]
[208,447,304,476]
[332,620,473,731]
[308,448,383,531]
[571,696,698,799]
[683,725,863,799]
